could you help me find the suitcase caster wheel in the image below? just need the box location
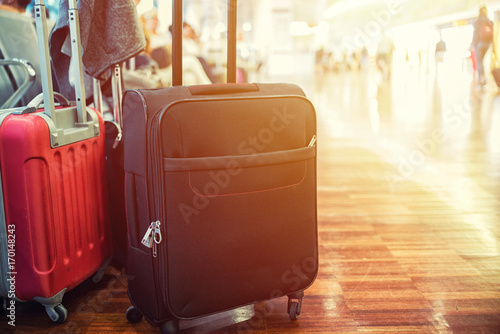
[126,306,143,324]
[287,295,302,321]
[288,301,299,320]
[46,304,68,323]
[160,319,179,334]
[92,271,104,283]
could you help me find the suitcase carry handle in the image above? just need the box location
[28,92,71,110]
[188,83,258,95]
[172,0,238,86]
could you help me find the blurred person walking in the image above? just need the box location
[435,37,446,63]
[376,32,394,80]
[471,5,493,86]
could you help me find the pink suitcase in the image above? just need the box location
[0,0,112,323]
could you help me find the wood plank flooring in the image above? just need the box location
[2,68,500,333]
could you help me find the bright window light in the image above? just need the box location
[215,21,226,33]
[290,21,312,36]
[324,0,380,19]
[242,22,252,32]
[136,0,154,15]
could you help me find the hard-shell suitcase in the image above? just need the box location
[0,0,112,323]
[123,1,318,332]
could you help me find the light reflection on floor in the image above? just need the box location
[305,60,500,260]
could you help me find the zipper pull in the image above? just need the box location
[112,131,122,149]
[141,222,155,248]
[153,221,162,258]
[308,135,317,147]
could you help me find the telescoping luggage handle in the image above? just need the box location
[172,0,238,86]
[33,0,100,148]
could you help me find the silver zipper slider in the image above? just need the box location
[153,221,162,244]
[308,135,317,147]
[153,221,162,258]
[141,222,155,248]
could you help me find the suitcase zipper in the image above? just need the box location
[141,221,163,258]
[153,221,162,258]
[149,109,170,313]
[141,222,155,248]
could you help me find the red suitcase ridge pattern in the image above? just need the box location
[0,110,112,301]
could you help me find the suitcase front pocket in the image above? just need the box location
[163,146,315,197]
[162,145,317,318]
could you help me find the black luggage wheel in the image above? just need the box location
[53,304,68,323]
[126,306,143,324]
[44,303,68,323]
[287,292,304,321]
[160,319,180,334]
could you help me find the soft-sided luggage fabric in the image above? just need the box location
[123,83,317,321]
[162,98,317,317]
[0,108,113,301]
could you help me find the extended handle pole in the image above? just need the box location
[34,0,56,125]
[68,0,87,123]
[172,0,236,85]
[227,0,237,83]
[93,78,103,113]
[111,64,123,127]
[172,0,183,86]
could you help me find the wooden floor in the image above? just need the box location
[3,66,500,333]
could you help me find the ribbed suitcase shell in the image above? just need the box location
[0,110,112,301]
